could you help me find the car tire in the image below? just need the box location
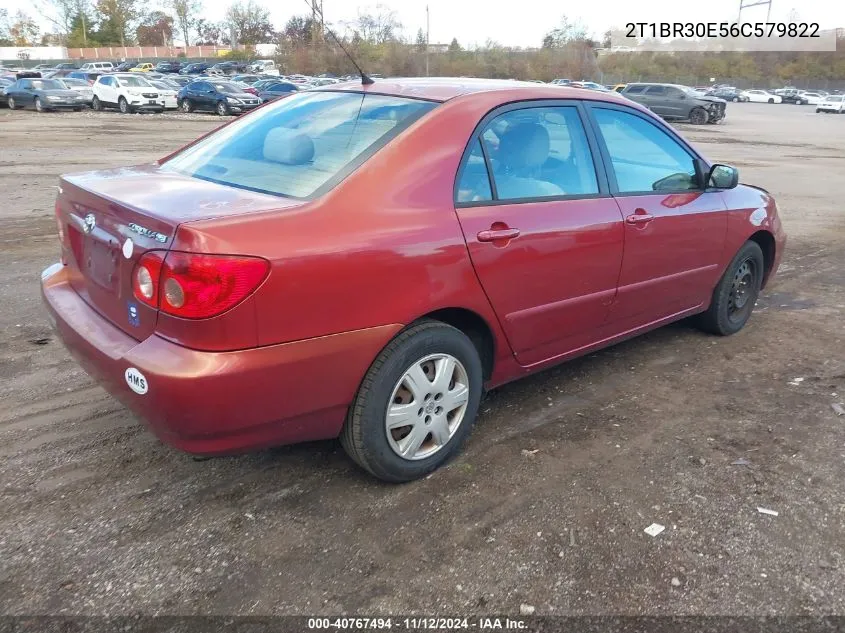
[732,97,739,102]
[689,107,708,125]
[181,99,193,113]
[216,100,229,116]
[816,108,821,113]
[340,320,484,482]
[74,107,82,112]
[34,97,44,113]
[7,96,16,110]
[696,241,765,336]
[118,97,130,114]
[91,96,102,111]
[768,98,774,103]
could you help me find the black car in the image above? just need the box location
[53,62,79,70]
[622,83,726,124]
[177,80,261,115]
[155,61,182,73]
[180,62,213,75]
[209,61,249,75]
[114,61,135,72]
[257,81,299,103]
[3,77,88,112]
[706,87,748,103]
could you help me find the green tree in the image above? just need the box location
[93,0,139,46]
[170,0,201,46]
[136,10,173,45]
[8,10,41,45]
[224,0,273,46]
[415,27,426,52]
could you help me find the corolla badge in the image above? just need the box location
[83,213,96,234]
[128,223,168,244]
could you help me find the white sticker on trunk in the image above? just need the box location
[122,238,134,259]
[125,367,148,395]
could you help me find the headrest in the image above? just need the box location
[263,127,315,165]
[498,123,550,170]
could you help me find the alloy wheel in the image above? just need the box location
[35,98,43,112]
[7,97,15,109]
[385,353,470,461]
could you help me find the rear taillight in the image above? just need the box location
[132,251,269,319]
[55,200,68,264]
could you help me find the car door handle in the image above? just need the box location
[477,227,520,242]
[625,210,655,225]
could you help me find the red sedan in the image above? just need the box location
[42,78,786,481]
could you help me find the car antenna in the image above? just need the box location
[301,0,374,85]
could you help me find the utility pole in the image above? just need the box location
[425,5,429,77]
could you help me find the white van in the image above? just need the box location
[80,62,115,71]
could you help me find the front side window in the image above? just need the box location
[479,106,598,201]
[645,86,668,96]
[162,91,436,198]
[593,108,698,193]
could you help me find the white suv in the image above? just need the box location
[80,62,115,71]
[92,73,163,113]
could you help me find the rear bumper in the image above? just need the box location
[41,263,400,455]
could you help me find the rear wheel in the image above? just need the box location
[340,321,483,482]
[768,98,774,103]
[696,241,765,336]
[118,96,130,114]
[689,107,708,125]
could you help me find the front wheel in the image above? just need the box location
[768,98,774,103]
[7,96,16,109]
[216,100,229,116]
[732,97,739,102]
[181,98,193,113]
[340,321,483,482]
[34,97,44,112]
[118,96,130,114]
[689,107,708,125]
[696,241,765,336]
[91,96,102,111]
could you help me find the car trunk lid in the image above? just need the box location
[57,164,303,340]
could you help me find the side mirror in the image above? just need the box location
[708,164,739,189]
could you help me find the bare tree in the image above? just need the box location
[170,0,201,46]
[224,0,273,46]
[34,0,91,44]
[352,4,402,45]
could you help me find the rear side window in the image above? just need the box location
[625,85,647,94]
[593,108,698,193]
[479,106,598,201]
[162,91,436,199]
[456,139,493,203]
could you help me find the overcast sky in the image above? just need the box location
[9,0,845,47]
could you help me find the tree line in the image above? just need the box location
[1,4,843,85]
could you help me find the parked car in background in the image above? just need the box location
[4,77,87,111]
[114,61,135,72]
[53,62,79,70]
[155,61,182,74]
[0,76,14,105]
[612,83,627,92]
[816,95,845,113]
[31,64,55,71]
[742,89,782,103]
[67,71,102,85]
[707,86,748,102]
[42,79,785,481]
[92,73,163,113]
[622,83,726,124]
[550,79,571,85]
[149,79,179,109]
[257,80,299,102]
[797,92,824,105]
[774,88,803,104]
[130,63,155,72]
[180,62,212,75]
[209,61,248,75]
[58,77,94,105]
[248,59,280,75]
[571,81,612,92]
[231,74,263,85]
[80,62,114,72]
[164,75,193,87]
[177,79,261,115]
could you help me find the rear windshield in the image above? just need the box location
[161,91,437,199]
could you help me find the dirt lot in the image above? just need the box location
[1,103,844,617]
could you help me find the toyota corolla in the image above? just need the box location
[42,78,786,482]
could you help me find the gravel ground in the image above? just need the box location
[0,103,844,617]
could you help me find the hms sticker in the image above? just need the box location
[125,367,149,395]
